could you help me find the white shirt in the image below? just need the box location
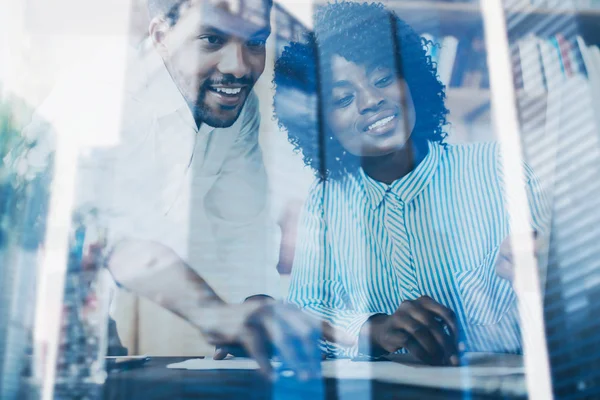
[26,45,281,303]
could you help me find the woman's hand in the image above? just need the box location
[364,296,460,366]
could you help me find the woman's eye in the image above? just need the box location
[375,75,393,87]
[333,95,354,108]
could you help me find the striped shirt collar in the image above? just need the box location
[359,141,443,209]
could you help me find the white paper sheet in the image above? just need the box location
[167,357,281,371]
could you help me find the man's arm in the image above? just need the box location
[105,238,355,380]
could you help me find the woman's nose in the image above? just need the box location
[357,88,385,114]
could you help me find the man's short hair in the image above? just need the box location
[147,0,182,19]
[147,0,273,23]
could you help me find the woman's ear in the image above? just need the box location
[149,17,170,57]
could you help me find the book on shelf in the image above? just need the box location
[422,0,478,2]
[437,36,459,87]
[518,34,546,96]
[513,33,586,95]
[577,36,600,81]
[576,36,600,133]
[506,0,600,9]
[423,34,489,90]
[538,37,563,89]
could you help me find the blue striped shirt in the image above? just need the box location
[287,141,550,357]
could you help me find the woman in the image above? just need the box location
[274,2,549,366]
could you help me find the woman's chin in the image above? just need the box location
[358,140,410,158]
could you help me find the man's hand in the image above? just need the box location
[201,302,356,381]
[364,296,460,366]
[213,295,273,360]
[495,232,540,283]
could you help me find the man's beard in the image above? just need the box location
[193,76,254,128]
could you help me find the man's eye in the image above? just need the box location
[247,38,267,49]
[375,75,393,87]
[199,35,224,46]
[334,95,354,108]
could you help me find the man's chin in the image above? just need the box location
[196,107,243,128]
[203,116,237,128]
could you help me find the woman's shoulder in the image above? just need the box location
[443,140,499,156]
[441,141,501,167]
[304,174,365,208]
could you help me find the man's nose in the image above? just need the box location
[358,87,384,114]
[218,42,250,79]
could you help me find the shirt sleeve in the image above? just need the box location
[495,146,552,290]
[495,145,551,235]
[202,92,281,303]
[287,182,379,358]
[523,162,551,235]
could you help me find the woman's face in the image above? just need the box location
[325,55,416,157]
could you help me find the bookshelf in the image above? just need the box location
[389,1,600,47]
[305,0,600,138]
[389,0,600,17]
[390,2,600,397]
[445,87,489,120]
[382,1,490,139]
[376,0,600,142]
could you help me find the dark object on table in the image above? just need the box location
[106,356,151,372]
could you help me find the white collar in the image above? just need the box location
[136,47,197,127]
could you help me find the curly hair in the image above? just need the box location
[273,1,448,181]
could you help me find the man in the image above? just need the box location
[22,0,352,379]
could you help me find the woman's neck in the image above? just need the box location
[361,140,428,185]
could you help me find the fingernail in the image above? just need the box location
[280,370,295,378]
[458,342,466,353]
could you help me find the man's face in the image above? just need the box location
[154,0,271,127]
